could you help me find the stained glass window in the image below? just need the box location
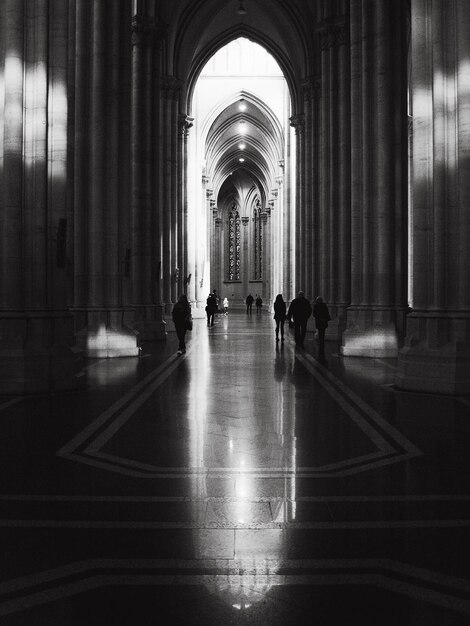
[228,204,241,280]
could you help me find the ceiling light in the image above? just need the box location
[238,143,246,150]
[236,0,246,16]
[238,99,247,111]
[239,158,245,162]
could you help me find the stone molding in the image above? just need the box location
[316,16,349,50]
[131,16,167,47]
[301,75,321,101]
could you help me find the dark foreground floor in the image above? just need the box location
[1,311,470,625]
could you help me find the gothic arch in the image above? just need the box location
[180,24,305,115]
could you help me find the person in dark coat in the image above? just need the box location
[172,294,191,354]
[246,293,254,314]
[205,292,217,326]
[287,291,312,348]
[273,294,287,342]
[255,295,263,313]
[313,296,331,349]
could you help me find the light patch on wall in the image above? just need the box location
[341,328,398,357]
[413,87,432,120]
[458,60,470,96]
[85,324,139,358]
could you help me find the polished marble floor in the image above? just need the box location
[1,311,470,624]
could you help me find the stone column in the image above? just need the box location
[341,0,408,357]
[0,0,77,393]
[317,17,351,341]
[289,114,305,296]
[74,0,138,357]
[301,76,321,304]
[396,0,470,395]
[130,13,166,340]
[159,76,182,312]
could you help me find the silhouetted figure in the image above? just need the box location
[205,292,217,326]
[212,289,219,312]
[287,291,312,348]
[313,296,331,351]
[273,294,287,342]
[172,294,191,355]
[223,297,229,316]
[246,293,254,314]
[255,295,263,313]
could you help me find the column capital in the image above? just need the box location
[316,16,349,50]
[290,114,305,135]
[178,114,194,136]
[241,216,249,226]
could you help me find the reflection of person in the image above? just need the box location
[246,293,254,314]
[172,294,191,355]
[205,293,217,326]
[287,291,312,348]
[273,294,286,342]
[223,297,229,315]
[255,295,263,313]
[313,296,331,350]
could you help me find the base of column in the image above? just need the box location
[0,311,80,394]
[133,305,167,341]
[324,303,348,341]
[74,308,139,358]
[395,311,470,395]
[340,306,406,357]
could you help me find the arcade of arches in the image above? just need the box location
[0,0,469,396]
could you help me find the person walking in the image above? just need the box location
[223,297,229,316]
[273,294,287,342]
[287,291,312,348]
[246,293,254,314]
[255,295,263,314]
[313,296,331,351]
[172,294,191,355]
[205,292,217,326]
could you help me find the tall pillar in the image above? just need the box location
[315,15,351,341]
[0,0,77,393]
[130,12,166,341]
[341,0,408,357]
[159,76,182,313]
[300,76,320,304]
[74,0,138,357]
[396,0,470,395]
[289,114,305,296]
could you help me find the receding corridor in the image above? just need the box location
[1,312,469,624]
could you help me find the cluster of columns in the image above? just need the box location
[73,0,139,357]
[340,0,408,357]
[0,0,77,392]
[396,0,470,394]
[317,16,351,341]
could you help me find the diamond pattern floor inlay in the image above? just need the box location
[1,311,469,625]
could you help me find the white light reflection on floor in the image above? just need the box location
[186,334,296,608]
